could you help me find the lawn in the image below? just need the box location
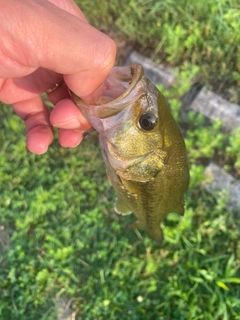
[79,0,240,104]
[0,0,240,319]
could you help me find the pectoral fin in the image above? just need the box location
[114,197,132,215]
[147,227,163,244]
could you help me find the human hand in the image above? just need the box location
[0,0,116,154]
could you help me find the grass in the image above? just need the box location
[78,0,240,104]
[0,0,240,318]
[0,76,240,319]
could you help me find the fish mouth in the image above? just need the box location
[94,64,143,113]
[70,64,145,120]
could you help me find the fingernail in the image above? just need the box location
[73,127,92,134]
[55,118,81,129]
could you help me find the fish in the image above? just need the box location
[70,64,189,243]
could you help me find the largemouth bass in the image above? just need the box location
[71,64,189,243]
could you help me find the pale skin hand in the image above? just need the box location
[0,0,116,154]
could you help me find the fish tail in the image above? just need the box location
[127,221,163,244]
[147,227,163,244]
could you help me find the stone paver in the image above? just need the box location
[203,162,240,215]
[189,87,240,131]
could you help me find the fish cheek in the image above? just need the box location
[120,149,168,182]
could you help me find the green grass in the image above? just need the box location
[1,0,240,318]
[78,0,240,104]
[0,81,240,319]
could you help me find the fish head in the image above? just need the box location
[71,65,170,182]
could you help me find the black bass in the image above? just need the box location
[71,64,189,243]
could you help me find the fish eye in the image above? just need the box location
[139,113,157,131]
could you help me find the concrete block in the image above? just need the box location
[203,162,240,214]
[189,87,240,131]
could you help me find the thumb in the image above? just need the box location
[0,0,116,96]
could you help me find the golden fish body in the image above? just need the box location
[71,64,189,243]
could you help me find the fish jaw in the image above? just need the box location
[69,64,144,133]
